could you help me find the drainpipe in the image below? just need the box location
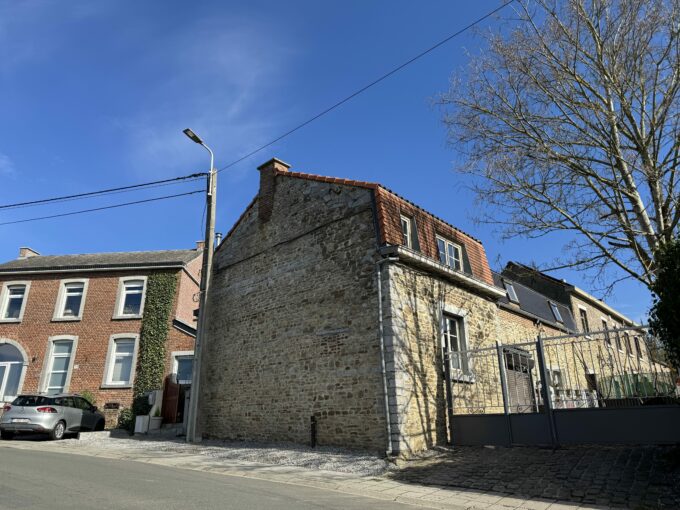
[377,256,399,457]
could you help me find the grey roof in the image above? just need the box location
[493,272,577,332]
[0,249,201,274]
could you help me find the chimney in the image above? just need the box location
[215,232,223,249]
[18,247,40,259]
[195,240,205,251]
[257,158,290,222]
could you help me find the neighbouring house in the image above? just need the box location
[0,245,202,427]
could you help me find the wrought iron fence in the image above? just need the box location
[448,326,678,416]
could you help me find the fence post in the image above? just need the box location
[496,341,513,446]
[535,335,559,448]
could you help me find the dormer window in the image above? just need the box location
[436,236,462,271]
[549,301,563,323]
[400,215,413,249]
[504,281,519,303]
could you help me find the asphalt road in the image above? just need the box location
[0,447,415,509]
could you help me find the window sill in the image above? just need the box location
[100,384,133,390]
[452,371,475,384]
[111,315,143,321]
[0,318,21,324]
[51,317,82,322]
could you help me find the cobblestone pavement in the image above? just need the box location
[390,445,680,509]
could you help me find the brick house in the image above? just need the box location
[0,246,202,426]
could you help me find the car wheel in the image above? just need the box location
[94,419,105,431]
[0,431,14,440]
[50,421,66,441]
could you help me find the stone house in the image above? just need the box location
[198,158,531,455]
[0,246,201,426]
[197,158,671,455]
[501,262,672,403]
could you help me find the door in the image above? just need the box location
[74,397,96,430]
[504,349,537,413]
[55,396,81,431]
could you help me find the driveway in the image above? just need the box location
[391,445,680,509]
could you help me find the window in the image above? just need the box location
[634,336,643,359]
[443,314,469,376]
[548,368,563,389]
[579,308,590,334]
[624,332,632,356]
[602,319,611,345]
[436,236,462,271]
[614,328,623,351]
[504,281,519,303]
[44,338,76,395]
[114,277,147,318]
[103,335,138,387]
[172,351,194,385]
[400,215,413,249]
[53,279,88,320]
[549,302,563,323]
[1,282,29,322]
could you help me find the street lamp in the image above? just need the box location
[183,128,217,443]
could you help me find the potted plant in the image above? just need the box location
[149,408,163,431]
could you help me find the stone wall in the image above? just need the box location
[382,262,499,455]
[199,175,388,451]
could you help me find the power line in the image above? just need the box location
[0,190,203,227]
[216,0,516,173]
[0,173,206,211]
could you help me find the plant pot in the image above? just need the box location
[149,416,163,431]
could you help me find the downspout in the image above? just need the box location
[377,256,399,457]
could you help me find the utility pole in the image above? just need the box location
[183,128,216,443]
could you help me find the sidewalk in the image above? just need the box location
[0,435,655,510]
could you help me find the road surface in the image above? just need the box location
[0,446,418,509]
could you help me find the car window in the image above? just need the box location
[73,397,92,411]
[11,395,53,406]
[54,397,75,408]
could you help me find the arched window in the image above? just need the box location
[0,342,26,402]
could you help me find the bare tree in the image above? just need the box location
[440,0,680,290]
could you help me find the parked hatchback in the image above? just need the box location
[0,394,105,440]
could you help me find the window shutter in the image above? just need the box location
[460,244,473,276]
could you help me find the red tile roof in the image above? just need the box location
[218,167,494,286]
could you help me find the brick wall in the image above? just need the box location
[199,176,388,451]
[0,267,196,426]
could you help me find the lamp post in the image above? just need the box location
[183,128,216,443]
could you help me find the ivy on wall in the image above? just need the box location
[131,272,177,417]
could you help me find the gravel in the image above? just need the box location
[59,432,391,476]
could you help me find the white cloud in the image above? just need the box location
[114,16,295,180]
[0,153,15,176]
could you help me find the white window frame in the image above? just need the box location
[113,276,148,319]
[0,281,30,323]
[440,305,473,383]
[601,317,612,347]
[436,236,462,271]
[101,333,140,388]
[504,281,519,303]
[52,278,89,321]
[40,335,78,394]
[578,306,590,336]
[171,350,194,385]
[0,339,28,403]
[400,215,413,249]
[548,301,563,323]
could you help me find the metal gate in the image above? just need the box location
[446,326,680,446]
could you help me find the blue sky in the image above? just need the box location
[0,1,651,321]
